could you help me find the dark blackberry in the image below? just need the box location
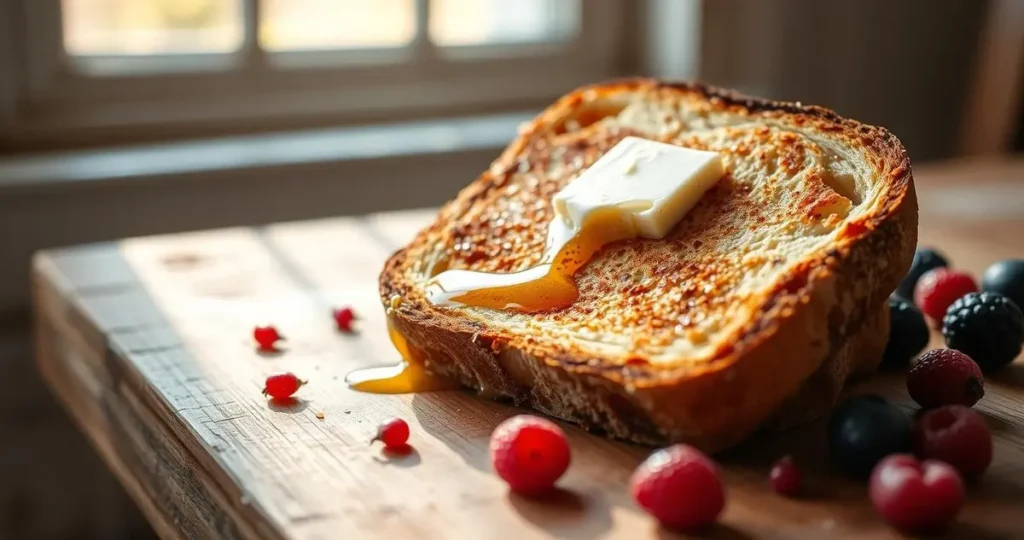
[942,292,1024,373]
[896,248,948,300]
[881,295,930,370]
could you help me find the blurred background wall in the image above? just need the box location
[0,0,1020,538]
[699,0,993,162]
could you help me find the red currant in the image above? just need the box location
[489,415,571,496]
[631,444,725,532]
[869,454,963,534]
[914,405,993,477]
[372,418,410,448]
[769,455,802,496]
[262,373,305,399]
[253,325,284,351]
[332,306,357,332]
[914,268,978,322]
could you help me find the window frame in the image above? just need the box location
[2,0,631,149]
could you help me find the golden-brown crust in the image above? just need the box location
[379,78,917,451]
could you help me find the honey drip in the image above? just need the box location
[438,208,636,313]
[345,325,457,394]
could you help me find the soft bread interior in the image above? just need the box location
[403,87,892,367]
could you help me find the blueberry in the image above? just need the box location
[880,296,930,370]
[896,248,948,300]
[982,259,1024,312]
[828,395,911,477]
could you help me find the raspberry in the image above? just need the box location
[372,418,410,449]
[913,405,992,477]
[942,292,1024,373]
[489,415,570,495]
[630,444,725,532]
[769,455,801,496]
[906,349,984,408]
[262,373,305,399]
[869,454,963,534]
[914,268,978,322]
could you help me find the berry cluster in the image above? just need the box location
[890,249,1024,373]
[822,249,1023,533]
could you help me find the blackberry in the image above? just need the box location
[896,248,949,300]
[942,292,1024,373]
[881,295,930,369]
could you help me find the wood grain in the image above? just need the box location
[33,160,1024,539]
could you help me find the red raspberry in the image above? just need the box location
[907,349,984,408]
[262,373,305,399]
[489,415,570,495]
[769,455,802,496]
[914,268,978,321]
[869,454,963,534]
[913,405,992,477]
[333,306,357,332]
[631,444,725,532]
[372,418,410,449]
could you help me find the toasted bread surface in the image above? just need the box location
[381,79,917,451]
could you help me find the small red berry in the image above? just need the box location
[869,454,964,534]
[372,418,410,448]
[914,405,993,477]
[769,455,802,496]
[631,444,725,532]
[332,306,357,332]
[907,349,984,408]
[914,268,978,321]
[262,373,305,399]
[489,415,570,495]
[253,325,284,351]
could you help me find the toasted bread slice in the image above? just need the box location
[380,79,917,452]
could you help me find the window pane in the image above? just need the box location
[63,0,243,55]
[430,0,577,47]
[260,0,415,51]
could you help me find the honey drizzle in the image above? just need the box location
[344,325,457,394]
[445,208,636,313]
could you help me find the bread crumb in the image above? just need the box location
[315,411,325,420]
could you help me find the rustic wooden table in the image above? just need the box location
[33,158,1024,540]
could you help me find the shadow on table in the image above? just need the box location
[506,487,616,538]
[374,444,422,467]
[266,397,309,413]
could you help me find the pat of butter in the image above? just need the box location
[552,136,725,239]
[426,137,724,312]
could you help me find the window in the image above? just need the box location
[2,0,627,148]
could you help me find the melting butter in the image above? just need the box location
[427,136,724,313]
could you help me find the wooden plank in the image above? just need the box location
[33,161,1024,539]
